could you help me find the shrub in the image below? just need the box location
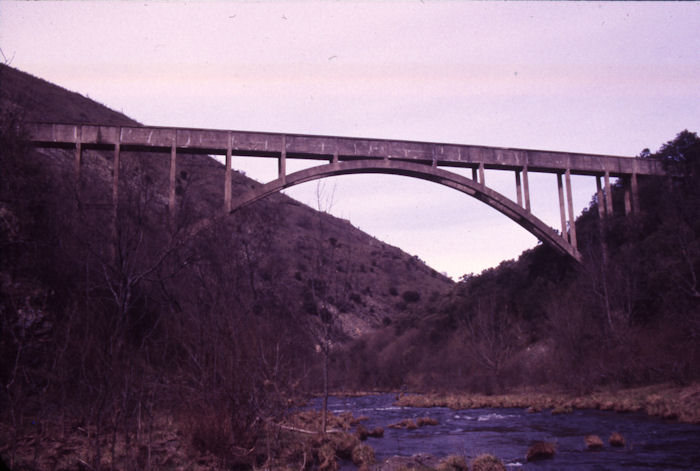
[327,432,360,460]
[470,454,506,471]
[609,432,625,447]
[296,215,312,229]
[388,418,417,430]
[356,423,369,440]
[351,443,375,466]
[402,290,421,303]
[437,455,468,471]
[585,434,604,450]
[416,417,439,427]
[526,441,555,461]
[316,443,337,471]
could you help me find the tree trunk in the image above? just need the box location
[322,346,329,434]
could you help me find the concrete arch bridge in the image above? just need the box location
[27,123,666,263]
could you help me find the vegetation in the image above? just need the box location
[332,130,700,398]
[396,381,700,423]
[525,442,555,462]
[0,64,449,469]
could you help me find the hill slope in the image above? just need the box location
[0,63,452,338]
[0,63,453,468]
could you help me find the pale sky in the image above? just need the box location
[2,1,699,279]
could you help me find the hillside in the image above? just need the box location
[0,64,452,469]
[0,63,451,338]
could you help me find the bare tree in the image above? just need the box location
[304,180,341,433]
[460,297,518,394]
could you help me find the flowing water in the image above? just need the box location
[311,394,700,470]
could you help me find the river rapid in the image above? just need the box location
[311,394,700,470]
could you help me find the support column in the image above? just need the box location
[515,170,523,207]
[624,177,632,215]
[224,131,232,213]
[522,165,531,212]
[169,137,177,216]
[631,172,639,214]
[604,171,613,215]
[332,139,339,164]
[111,138,121,263]
[75,126,83,182]
[557,173,567,237]
[73,126,83,209]
[478,162,485,187]
[565,169,577,249]
[278,135,286,183]
[596,176,605,219]
[112,139,120,209]
[471,167,478,182]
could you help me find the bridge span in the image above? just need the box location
[26,122,666,262]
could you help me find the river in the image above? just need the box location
[310,394,700,470]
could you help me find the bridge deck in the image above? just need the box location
[26,123,664,177]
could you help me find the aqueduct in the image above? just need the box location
[26,123,666,262]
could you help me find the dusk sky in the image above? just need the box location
[2,1,699,279]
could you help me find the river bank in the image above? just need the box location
[3,383,698,470]
[392,382,700,423]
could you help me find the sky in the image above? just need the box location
[1,1,699,279]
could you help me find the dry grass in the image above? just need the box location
[0,413,224,471]
[416,416,440,426]
[470,453,506,471]
[356,423,384,440]
[0,408,382,471]
[436,454,468,471]
[388,418,418,430]
[526,441,556,461]
[352,443,376,466]
[396,382,700,423]
[584,434,604,450]
[609,432,625,447]
[317,443,338,471]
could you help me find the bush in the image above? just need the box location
[526,441,555,461]
[470,454,506,471]
[585,434,604,450]
[351,443,375,466]
[437,455,468,471]
[609,432,625,447]
[402,290,421,303]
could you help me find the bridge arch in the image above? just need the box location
[230,160,581,262]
